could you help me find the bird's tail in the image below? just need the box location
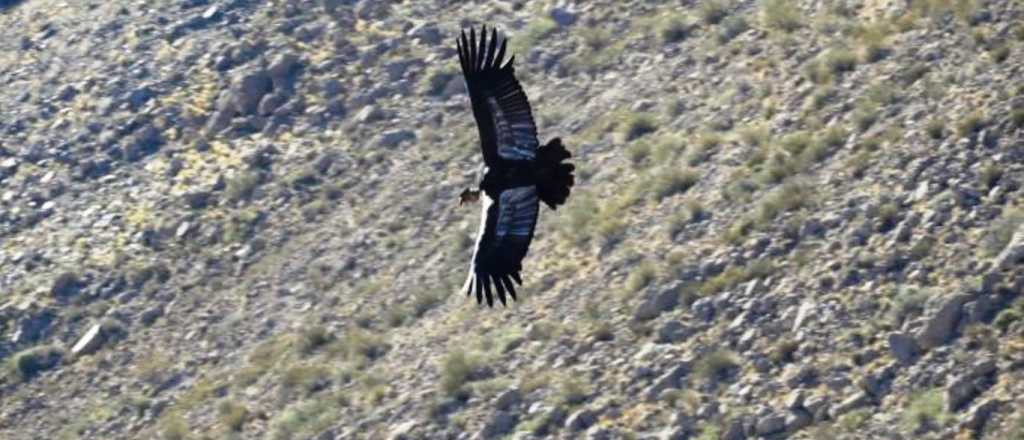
[536,138,575,210]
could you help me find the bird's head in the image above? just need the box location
[459,188,480,206]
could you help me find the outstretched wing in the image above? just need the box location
[456,26,539,166]
[462,186,539,307]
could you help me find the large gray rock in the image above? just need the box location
[784,409,812,432]
[755,414,786,436]
[947,359,997,411]
[550,6,578,27]
[963,398,999,432]
[376,130,416,148]
[916,294,971,349]
[993,226,1024,269]
[9,308,56,345]
[720,418,746,440]
[656,320,690,343]
[267,53,301,90]
[565,408,598,432]
[888,332,920,364]
[231,69,272,115]
[633,285,679,321]
[407,23,442,45]
[495,388,522,411]
[830,392,870,418]
[479,410,517,438]
[644,362,690,401]
[123,124,164,161]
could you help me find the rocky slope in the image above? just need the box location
[2,0,1024,439]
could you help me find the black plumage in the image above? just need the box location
[456,26,575,307]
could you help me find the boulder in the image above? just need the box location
[916,294,971,349]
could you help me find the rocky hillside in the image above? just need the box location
[2,0,1024,439]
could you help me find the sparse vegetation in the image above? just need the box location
[650,167,700,201]
[7,345,64,382]
[956,112,987,137]
[217,400,249,432]
[926,118,946,139]
[982,207,1024,256]
[440,349,487,398]
[617,112,658,142]
[902,388,950,432]
[695,350,740,383]
[762,0,803,33]
[626,260,658,292]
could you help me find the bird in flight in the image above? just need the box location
[455,25,575,307]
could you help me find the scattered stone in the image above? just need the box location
[565,408,598,432]
[376,129,415,148]
[784,409,812,432]
[51,272,84,299]
[656,320,690,343]
[755,414,786,436]
[258,92,288,116]
[71,323,105,356]
[479,410,517,439]
[495,388,521,411]
[123,124,164,161]
[792,300,816,331]
[830,392,870,418]
[691,297,715,322]
[993,226,1024,269]
[9,308,56,345]
[550,6,578,27]
[963,398,998,432]
[407,23,442,45]
[645,363,690,401]
[387,420,417,440]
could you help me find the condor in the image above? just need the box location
[455,26,575,307]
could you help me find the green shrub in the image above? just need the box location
[218,400,249,431]
[7,345,64,382]
[420,67,457,96]
[762,0,803,33]
[695,350,740,383]
[993,309,1021,333]
[514,17,558,54]
[626,261,658,292]
[717,16,749,43]
[570,28,626,72]
[979,162,1002,189]
[440,349,486,398]
[618,112,658,141]
[926,118,946,139]
[982,208,1024,256]
[297,325,333,355]
[956,112,987,137]
[225,171,263,202]
[852,101,880,131]
[700,1,729,25]
[889,286,930,325]
[901,388,949,431]
[1012,109,1024,129]
[627,141,652,168]
[654,13,695,44]
[556,377,590,406]
[651,168,700,201]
